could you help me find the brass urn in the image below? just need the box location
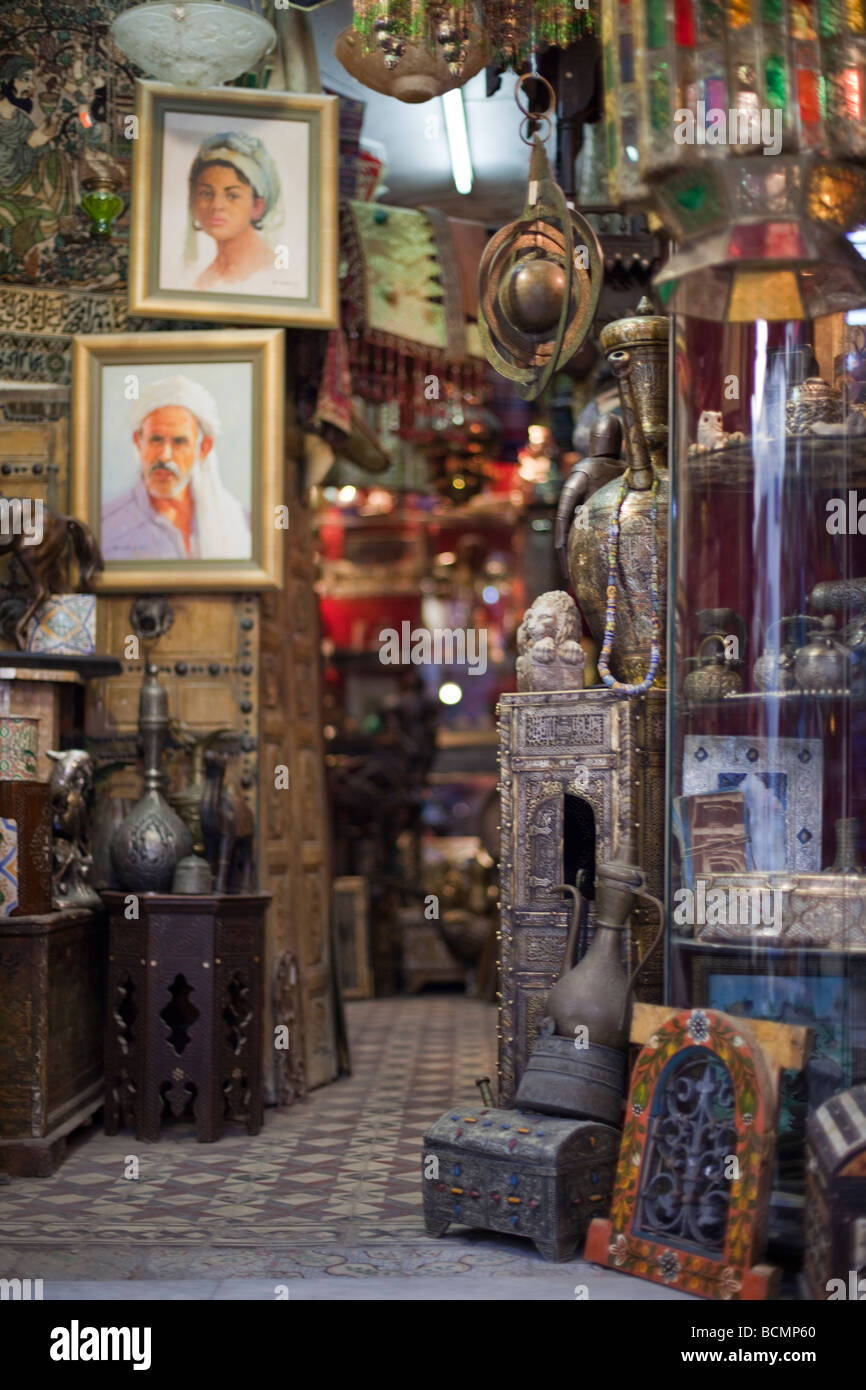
[567,299,669,688]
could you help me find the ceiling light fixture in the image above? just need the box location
[111,1,275,88]
[441,88,473,196]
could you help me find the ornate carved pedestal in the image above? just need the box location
[102,892,269,1142]
[497,688,665,1106]
[0,908,106,1176]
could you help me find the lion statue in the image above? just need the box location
[516,591,585,693]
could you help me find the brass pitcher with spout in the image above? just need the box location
[516,831,665,1124]
[567,298,669,688]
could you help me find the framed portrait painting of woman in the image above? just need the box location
[128,83,338,328]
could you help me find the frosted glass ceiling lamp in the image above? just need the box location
[112,2,276,88]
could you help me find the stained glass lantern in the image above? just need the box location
[602,0,866,318]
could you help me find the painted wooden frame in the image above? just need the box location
[585,1008,781,1300]
[128,82,338,328]
[71,329,284,591]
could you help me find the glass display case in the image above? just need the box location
[666,312,866,1234]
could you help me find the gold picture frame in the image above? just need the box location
[71,329,285,591]
[128,81,338,328]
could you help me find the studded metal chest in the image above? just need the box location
[422,1105,620,1261]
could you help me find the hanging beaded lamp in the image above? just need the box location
[350,0,594,78]
[602,0,866,319]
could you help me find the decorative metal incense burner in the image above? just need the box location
[567,299,669,687]
[752,615,814,692]
[682,636,743,702]
[794,617,851,693]
[516,833,665,1124]
[478,74,602,402]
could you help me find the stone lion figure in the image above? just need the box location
[516,591,585,693]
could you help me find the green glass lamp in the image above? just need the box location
[79,175,125,239]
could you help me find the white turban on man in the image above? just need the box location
[131,375,251,560]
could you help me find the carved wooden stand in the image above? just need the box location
[102,892,269,1142]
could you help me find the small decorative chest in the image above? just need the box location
[804,1083,866,1301]
[422,1105,620,1261]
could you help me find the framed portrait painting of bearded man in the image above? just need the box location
[71,329,285,591]
[128,83,338,328]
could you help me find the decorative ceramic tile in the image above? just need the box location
[683,734,824,872]
[0,999,499,1262]
[27,594,97,656]
[0,717,39,780]
[0,815,18,915]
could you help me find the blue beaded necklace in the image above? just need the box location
[596,474,661,697]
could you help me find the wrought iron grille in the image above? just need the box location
[635,1047,736,1254]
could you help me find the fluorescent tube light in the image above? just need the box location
[441,88,473,196]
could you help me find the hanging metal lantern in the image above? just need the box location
[478,75,603,400]
[335,22,489,102]
[602,0,866,319]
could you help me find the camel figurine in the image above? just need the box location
[0,497,103,650]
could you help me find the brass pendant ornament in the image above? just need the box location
[478,75,603,402]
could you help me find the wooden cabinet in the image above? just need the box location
[0,908,106,1176]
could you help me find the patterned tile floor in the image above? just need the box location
[0,997,688,1296]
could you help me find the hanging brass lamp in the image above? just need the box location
[477,75,603,400]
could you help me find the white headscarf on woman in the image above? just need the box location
[131,376,251,561]
[185,130,284,266]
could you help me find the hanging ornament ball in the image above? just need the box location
[502,258,568,336]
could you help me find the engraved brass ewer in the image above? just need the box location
[567,298,669,687]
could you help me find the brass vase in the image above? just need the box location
[567,298,669,687]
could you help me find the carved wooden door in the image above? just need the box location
[258,456,338,1093]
